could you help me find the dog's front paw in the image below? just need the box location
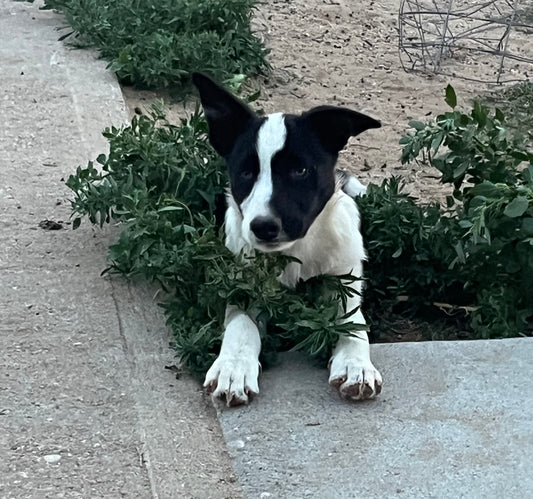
[329,355,382,401]
[203,357,260,407]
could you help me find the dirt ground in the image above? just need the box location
[122,0,532,201]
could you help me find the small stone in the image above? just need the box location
[227,439,245,450]
[260,493,272,499]
[43,454,61,464]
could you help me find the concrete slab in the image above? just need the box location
[218,339,533,499]
[0,2,241,498]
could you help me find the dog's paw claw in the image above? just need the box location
[328,375,346,390]
[204,380,217,394]
[225,388,256,407]
[203,357,260,407]
[329,360,382,401]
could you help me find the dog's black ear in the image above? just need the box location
[303,106,381,154]
[192,72,256,157]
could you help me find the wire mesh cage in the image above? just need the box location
[398,0,533,83]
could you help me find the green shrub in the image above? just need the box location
[362,85,533,338]
[43,0,270,89]
[358,177,462,317]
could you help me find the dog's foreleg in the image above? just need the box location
[203,306,261,406]
[328,292,382,400]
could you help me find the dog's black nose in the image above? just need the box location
[250,217,281,242]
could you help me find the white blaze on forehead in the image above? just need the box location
[256,112,287,164]
[240,113,287,243]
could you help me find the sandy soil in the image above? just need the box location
[123,0,532,201]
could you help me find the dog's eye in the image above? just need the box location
[237,155,259,182]
[241,170,255,180]
[290,166,308,179]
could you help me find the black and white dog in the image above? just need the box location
[192,73,382,405]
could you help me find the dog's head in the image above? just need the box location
[192,73,380,252]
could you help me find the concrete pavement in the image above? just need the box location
[219,342,533,499]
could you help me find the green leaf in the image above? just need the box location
[408,120,426,131]
[58,30,75,42]
[446,195,455,208]
[392,247,402,258]
[398,136,411,145]
[430,132,444,152]
[157,206,184,212]
[471,101,488,127]
[72,217,81,230]
[452,162,468,180]
[523,164,533,184]
[454,241,466,264]
[504,196,529,218]
[505,259,521,273]
[469,182,500,198]
[521,218,533,235]
[245,90,261,103]
[445,84,457,109]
